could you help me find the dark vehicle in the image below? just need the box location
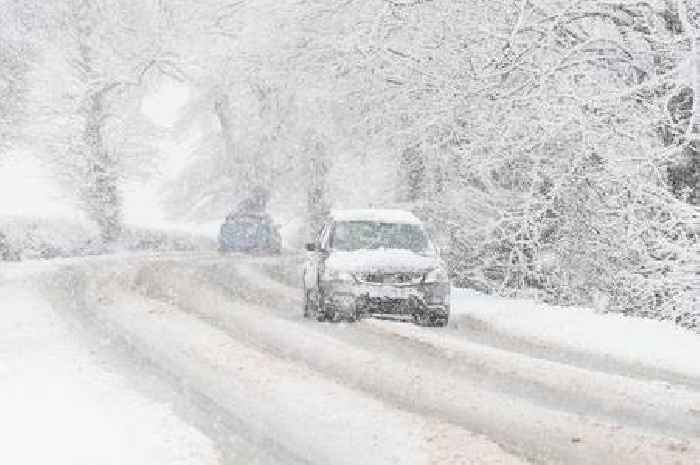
[303,209,450,326]
[218,187,281,254]
[218,211,281,254]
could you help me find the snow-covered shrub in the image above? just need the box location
[340,0,700,328]
[412,150,697,329]
[114,227,216,253]
[0,216,101,260]
[0,216,217,261]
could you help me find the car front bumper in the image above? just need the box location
[320,281,450,319]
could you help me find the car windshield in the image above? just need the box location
[226,212,270,224]
[330,221,431,253]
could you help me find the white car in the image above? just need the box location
[303,209,450,326]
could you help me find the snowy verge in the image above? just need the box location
[0,215,216,263]
[451,288,700,380]
[0,283,219,465]
[0,251,216,282]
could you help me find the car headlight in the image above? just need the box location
[424,267,449,283]
[323,269,356,282]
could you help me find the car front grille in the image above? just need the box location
[356,272,424,285]
[365,297,406,313]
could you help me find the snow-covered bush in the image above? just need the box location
[417,160,697,328]
[357,0,699,327]
[0,216,101,260]
[0,216,216,261]
[113,227,216,253]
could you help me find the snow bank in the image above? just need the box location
[452,288,700,380]
[0,284,220,465]
[0,215,216,263]
[0,215,100,260]
[115,224,216,253]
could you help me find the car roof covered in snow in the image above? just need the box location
[330,209,422,225]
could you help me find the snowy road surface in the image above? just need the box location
[2,252,699,465]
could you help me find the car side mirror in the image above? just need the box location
[305,242,317,252]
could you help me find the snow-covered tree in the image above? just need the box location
[161,0,374,224]
[26,0,183,241]
[0,0,40,156]
[335,0,700,322]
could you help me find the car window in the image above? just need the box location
[319,221,332,249]
[329,221,431,253]
[313,224,324,246]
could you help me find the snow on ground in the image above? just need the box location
[237,256,700,382]
[0,253,154,281]
[3,253,698,465]
[0,283,220,465]
[98,285,527,465]
[127,260,699,465]
[363,317,700,435]
[451,288,700,380]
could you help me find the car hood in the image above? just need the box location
[326,248,440,273]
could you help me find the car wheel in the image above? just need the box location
[346,303,361,323]
[303,289,311,318]
[323,305,338,323]
[346,309,359,323]
[306,289,327,322]
[316,305,329,322]
[414,312,429,327]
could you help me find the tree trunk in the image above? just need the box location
[214,93,236,163]
[83,89,122,242]
[306,135,329,235]
[214,92,255,200]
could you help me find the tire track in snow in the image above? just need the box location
[193,257,700,438]
[129,258,699,465]
[40,265,304,465]
[64,262,527,465]
[221,252,700,390]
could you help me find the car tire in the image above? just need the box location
[414,312,429,327]
[346,303,361,323]
[304,288,327,322]
[322,304,336,323]
[303,289,311,318]
[316,304,328,322]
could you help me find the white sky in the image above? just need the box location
[140,78,190,128]
[122,78,193,227]
[0,154,79,219]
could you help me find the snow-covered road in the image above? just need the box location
[2,252,699,465]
